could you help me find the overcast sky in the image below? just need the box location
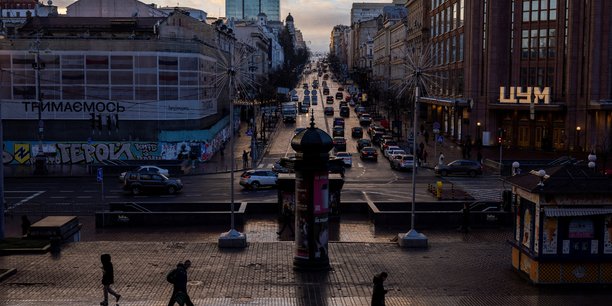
[53,0,394,53]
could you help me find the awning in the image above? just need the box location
[543,207,612,217]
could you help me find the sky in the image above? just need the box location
[53,0,394,53]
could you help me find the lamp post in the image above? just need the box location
[588,152,597,172]
[30,36,48,175]
[576,126,581,151]
[476,122,482,146]
[512,161,521,176]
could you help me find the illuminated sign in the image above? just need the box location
[499,87,550,104]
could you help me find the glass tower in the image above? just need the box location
[225,0,280,21]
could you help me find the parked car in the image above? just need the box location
[351,127,363,138]
[381,140,399,151]
[386,149,407,161]
[435,160,483,177]
[239,169,278,189]
[357,138,372,151]
[332,125,344,137]
[390,154,416,171]
[122,172,183,195]
[360,147,378,161]
[119,165,169,182]
[332,137,347,151]
[335,152,353,167]
[324,106,334,116]
[383,145,401,158]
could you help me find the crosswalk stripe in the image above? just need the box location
[357,163,363,168]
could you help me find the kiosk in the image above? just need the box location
[506,165,612,284]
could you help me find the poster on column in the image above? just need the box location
[295,175,310,259]
[313,173,329,259]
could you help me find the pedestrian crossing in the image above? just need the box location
[442,175,505,202]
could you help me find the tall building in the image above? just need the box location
[226,0,280,21]
[419,0,611,153]
[350,0,405,24]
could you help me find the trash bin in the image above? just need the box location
[50,236,61,254]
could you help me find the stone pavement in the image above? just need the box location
[2,215,612,305]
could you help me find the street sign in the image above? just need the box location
[96,167,103,182]
[246,129,253,136]
[437,135,444,143]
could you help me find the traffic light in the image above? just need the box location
[90,113,96,129]
[497,128,504,144]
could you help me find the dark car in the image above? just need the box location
[435,160,483,177]
[351,127,363,138]
[359,113,372,126]
[360,147,378,161]
[357,138,372,151]
[368,125,386,137]
[339,106,350,118]
[333,137,347,151]
[323,87,330,95]
[123,172,183,195]
[324,106,334,116]
[335,92,344,100]
[294,127,306,135]
[333,117,345,127]
[326,95,334,104]
[328,157,346,177]
[333,125,344,137]
[299,104,309,113]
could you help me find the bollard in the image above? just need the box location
[436,181,443,199]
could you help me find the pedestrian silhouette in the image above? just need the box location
[167,260,194,306]
[242,150,249,168]
[438,153,445,166]
[424,130,429,145]
[371,271,388,306]
[100,254,121,306]
[21,215,31,237]
[277,203,294,236]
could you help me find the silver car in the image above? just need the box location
[239,169,278,189]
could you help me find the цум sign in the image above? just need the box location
[499,87,551,104]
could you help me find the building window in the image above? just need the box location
[459,33,464,61]
[459,0,464,26]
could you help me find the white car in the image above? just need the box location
[335,152,353,167]
[383,146,401,158]
[239,169,278,189]
[119,165,169,182]
[387,149,407,161]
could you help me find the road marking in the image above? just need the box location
[59,190,75,193]
[50,196,67,199]
[357,163,363,168]
[76,196,92,199]
[5,191,45,211]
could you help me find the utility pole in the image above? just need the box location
[30,34,47,174]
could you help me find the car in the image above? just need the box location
[303,96,311,105]
[324,106,334,116]
[119,165,169,182]
[390,154,416,171]
[368,125,386,137]
[328,157,346,177]
[387,149,408,161]
[272,160,291,173]
[294,127,306,135]
[323,87,330,95]
[332,137,347,151]
[335,152,353,167]
[122,172,183,195]
[326,96,334,104]
[335,92,344,100]
[239,169,278,189]
[291,94,299,102]
[340,106,350,117]
[311,95,318,105]
[360,147,378,161]
[381,140,399,151]
[333,117,345,127]
[435,160,484,177]
[359,114,372,126]
[383,145,401,158]
[299,104,309,113]
[303,83,309,89]
[351,127,363,138]
[357,138,372,151]
[355,106,366,115]
[338,87,344,92]
[332,125,344,137]
[348,100,356,107]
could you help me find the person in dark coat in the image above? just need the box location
[168,261,194,306]
[21,215,31,236]
[100,254,121,306]
[371,271,388,306]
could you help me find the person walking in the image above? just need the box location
[371,271,388,306]
[438,152,445,166]
[167,260,194,306]
[423,149,428,164]
[242,150,249,168]
[21,215,31,237]
[100,254,121,306]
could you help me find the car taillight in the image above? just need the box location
[242,174,250,179]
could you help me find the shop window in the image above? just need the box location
[564,217,596,256]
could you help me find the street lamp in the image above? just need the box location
[576,126,582,151]
[476,122,481,145]
[512,161,521,176]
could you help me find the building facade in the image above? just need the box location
[418,0,611,154]
[226,0,280,22]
